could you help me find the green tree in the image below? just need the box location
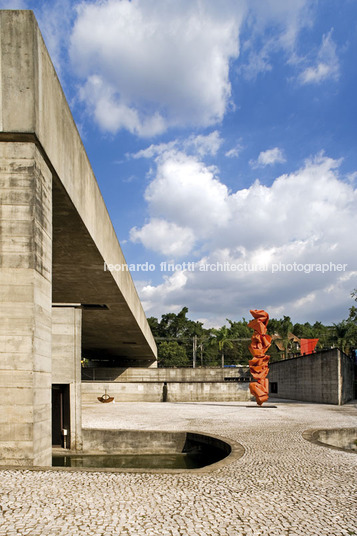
[147,303,357,367]
[293,322,313,338]
[150,307,209,366]
[332,320,356,354]
[158,307,194,338]
[347,290,357,353]
[147,316,160,337]
[226,318,252,365]
[157,341,190,368]
[347,307,357,353]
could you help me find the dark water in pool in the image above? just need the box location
[52,451,221,469]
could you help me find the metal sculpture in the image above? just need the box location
[248,309,271,405]
[97,389,114,403]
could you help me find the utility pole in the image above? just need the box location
[192,335,197,368]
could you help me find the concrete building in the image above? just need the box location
[269,348,355,405]
[0,10,157,467]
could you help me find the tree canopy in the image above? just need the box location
[148,292,357,367]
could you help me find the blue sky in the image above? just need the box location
[3,0,357,326]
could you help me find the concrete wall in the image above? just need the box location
[82,429,187,454]
[52,306,82,450]
[340,351,355,404]
[82,366,250,382]
[82,367,251,403]
[81,430,232,458]
[0,142,52,466]
[82,380,251,403]
[269,349,354,405]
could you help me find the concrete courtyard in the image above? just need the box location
[0,399,356,536]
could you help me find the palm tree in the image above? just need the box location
[211,326,234,368]
[332,320,354,354]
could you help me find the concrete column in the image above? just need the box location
[52,306,83,450]
[0,142,52,466]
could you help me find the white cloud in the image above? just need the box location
[131,141,178,161]
[130,219,195,257]
[132,151,355,255]
[250,147,286,168]
[299,30,339,85]
[183,131,223,158]
[143,151,230,237]
[239,0,314,79]
[225,142,244,158]
[130,151,357,323]
[346,172,357,184]
[131,131,223,160]
[79,75,166,136]
[247,0,314,47]
[23,0,327,134]
[239,39,274,81]
[136,270,188,314]
[70,0,244,136]
[66,0,331,135]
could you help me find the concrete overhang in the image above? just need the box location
[0,10,157,364]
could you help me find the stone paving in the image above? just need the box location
[1,399,357,536]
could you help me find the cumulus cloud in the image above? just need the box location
[250,147,286,168]
[67,0,327,134]
[130,219,195,257]
[143,151,230,237]
[299,30,339,85]
[79,75,166,136]
[137,255,356,326]
[130,150,357,323]
[70,0,243,136]
[132,151,356,254]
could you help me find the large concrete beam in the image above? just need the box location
[0,10,156,361]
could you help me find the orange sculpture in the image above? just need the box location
[248,309,271,405]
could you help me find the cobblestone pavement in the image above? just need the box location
[1,399,357,536]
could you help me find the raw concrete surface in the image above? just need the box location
[82,380,251,403]
[269,349,354,405]
[0,10,156,363]
[0,141,53,466]
[1,399,356,535]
